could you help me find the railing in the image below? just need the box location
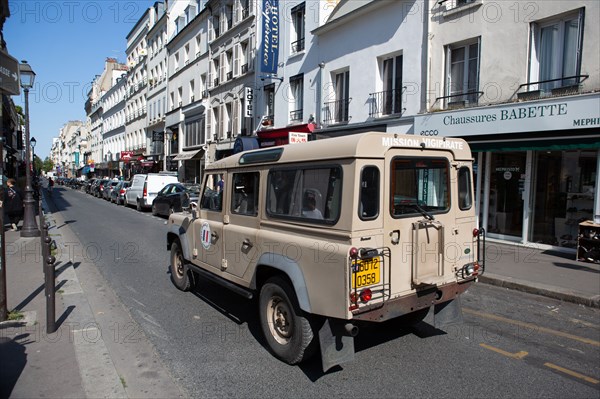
[226,71,233,81]
[242,7,250,19]
[435,91,483,108]
[323,99,351,124]
[213,26,220,39]
[516,74,589,100]
[214,78,220,87]
[291,38,305,54]
[241,63,249,74]
[369,89,403,118]
[289,109,303,123]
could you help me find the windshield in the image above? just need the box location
[390,157,450,218]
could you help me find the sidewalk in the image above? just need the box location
[480,240,600,308]
[1,191,185,399]
[1,194,599,398]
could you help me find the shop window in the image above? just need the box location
[359,166,380,220]
[530,9,584,91]
[445,39,480,107]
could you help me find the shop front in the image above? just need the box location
[414,93,600,250]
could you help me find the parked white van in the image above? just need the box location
[126,172,178,211]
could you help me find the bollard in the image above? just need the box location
[42,222,57,334]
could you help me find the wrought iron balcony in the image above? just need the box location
[435,91,483,109]
[289,109,303,123]
[323,99,351,124]
[291,38,305,53]
[516,74,589,101]
[368,89,403,118]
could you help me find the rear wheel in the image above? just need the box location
[259,276,316,365]
[170,240,193,291]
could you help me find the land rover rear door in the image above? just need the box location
[384,150,454,296]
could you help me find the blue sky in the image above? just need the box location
[4,0,152,159]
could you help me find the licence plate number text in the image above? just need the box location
[352,257,381,289]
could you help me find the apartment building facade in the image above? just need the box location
[165,0,210,183]
[416,0,600,249]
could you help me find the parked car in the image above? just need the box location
[125,173,178,211]
[103,181,119,200]
[152,183,200,217]
[110,181,131,205]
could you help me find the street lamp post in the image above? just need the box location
[19,61,40,238]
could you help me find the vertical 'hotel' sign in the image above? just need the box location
[261,0,279,74]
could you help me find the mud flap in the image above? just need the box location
[318,319,355,372]
[433,297,463,329]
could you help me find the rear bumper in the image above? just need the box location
[351,278,476,322]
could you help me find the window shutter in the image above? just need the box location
[233,43,240,77]
[220,53,226,81]
[207,108,212,140]
[233,99,240,135]
[219,104,225,139]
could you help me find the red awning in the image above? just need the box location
[257,123,316,140]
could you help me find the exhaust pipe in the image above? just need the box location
[344,323,359,337]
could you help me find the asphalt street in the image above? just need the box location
[50,186,600,398]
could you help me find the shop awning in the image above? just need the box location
[172,149,204,161]
[470,137,600,152]
[257,123,316,140]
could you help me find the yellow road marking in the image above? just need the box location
[479,343,528,359]
[544,362,599,384]
[464,308,600,348]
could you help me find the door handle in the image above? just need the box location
[242,239,253,249]
[211,231,219,242]
[390,230,400,245]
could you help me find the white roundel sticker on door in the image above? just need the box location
[201,222,211,249]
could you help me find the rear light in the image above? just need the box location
[463,262,479,277]
[360,288,372,303]
[143,183,147,198]
[473,228,479,237]
[120,189,125,194]
[349,247,359,259]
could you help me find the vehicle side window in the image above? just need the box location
[159,185,170,195]
[231,172,259,216]
[201,174,223,211]
[458,166,473,210]
[267,166,342,224]
[359,166,380,220]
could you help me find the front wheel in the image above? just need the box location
[170,240,194,291]
[259,277,317,365]
[136,199,142,211]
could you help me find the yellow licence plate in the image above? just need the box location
[352,257,381,289]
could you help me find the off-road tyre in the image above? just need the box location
[170,240,194,291]
[259,276,317,365]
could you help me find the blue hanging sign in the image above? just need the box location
[261,0,280,74]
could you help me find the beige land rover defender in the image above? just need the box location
[167,132,484,370]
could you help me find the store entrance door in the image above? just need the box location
[489,152,527,239]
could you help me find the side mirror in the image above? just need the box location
[190,201,198,219]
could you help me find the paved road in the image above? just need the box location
[52,186,600,398]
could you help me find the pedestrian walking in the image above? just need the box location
[48,177,54,194]
[4,178,24,231]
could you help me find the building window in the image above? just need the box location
[324,70,350,124]
[291,3,305,54]
[185,117,205,148]
[445,39,480,107]
[289,74,303,123]
[530,9,584,92]
[264,83,275,123]
[371,54,403,117]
